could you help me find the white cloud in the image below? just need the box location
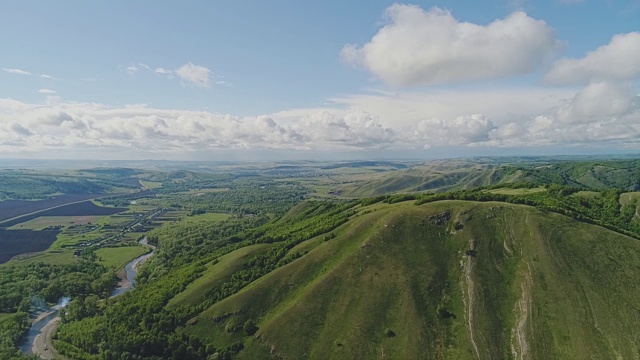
[0,100,401,156]
[486,81,640,147]
[413,114,496,147]
[40,74,54,80]
[327,87,575,128]
[215,80,233,87]
[38,89,57,94]
[557,81,632,122]
[341,5,559,86]
[545,32,640,84]
[0,80,638,158]
[154,67,172,75]
[3,68,32,76]
[126,64,138,75]
[176,63,211,87]
[119,63,230,88]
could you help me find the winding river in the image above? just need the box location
[110,237,156,297]
[20,236,156,358]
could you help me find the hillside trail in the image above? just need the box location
[461,238,480,359]
[510,213,534,360]
[511,260,532,360]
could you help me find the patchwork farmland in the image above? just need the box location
[0,201,127,228]
[0,201,130,263]
[0,193,102,223]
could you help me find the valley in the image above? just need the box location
[0,157,639,359]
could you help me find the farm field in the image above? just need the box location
[0,201,127,228]
[0,193,103,223]
[0,229,60,263]
[96,246,149,269]
[7,216,101,230]
[0,197,164,262]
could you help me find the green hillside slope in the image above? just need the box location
[184,201,640,359]
[340,158,640,197]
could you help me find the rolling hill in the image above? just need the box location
[177,200,640,359]
[339,158,640,197]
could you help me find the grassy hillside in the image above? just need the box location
[340,158,640,197]
[167,244,273,307]
[183,200,640,359]
[340,162,504,197]
[620,192,640,223]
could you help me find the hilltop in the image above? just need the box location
[180,200,640,359]
[55,196,640,359]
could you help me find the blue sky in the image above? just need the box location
[1,0,639,160]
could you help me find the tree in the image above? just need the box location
[243,319,258,336]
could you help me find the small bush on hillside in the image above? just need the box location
[244,319,258,336]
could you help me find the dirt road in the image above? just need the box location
[32,316,62,359]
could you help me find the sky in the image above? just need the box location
[1,0,639,161]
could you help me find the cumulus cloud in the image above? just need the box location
[38,89,57,94]
[3,68,32,76]
[176,63,211,87]
[486,81,640,147]
[0,100,403,155]
[328,87,575,128]
[40,74,54,80]
[545,32,640,84]
[413,115,496,147]
[341,5,559,86]
[1,79,638,158]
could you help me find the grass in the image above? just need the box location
[180,212,231,224]
[95,246,148,269]
[183,200,640,359]
[9,250,79,266]
[487,187,547,195]
[620,192,640,221]
[140,180,163,189]
[7,216,101,230]
[51,228,104,250]
[167,244,273,307]
[180,188,230,195]
[571,190,602,199]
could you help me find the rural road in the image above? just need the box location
[31,316,62,359]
